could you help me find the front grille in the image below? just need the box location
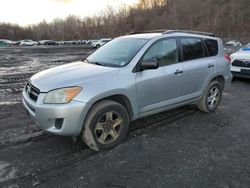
[25,82,40,102]
[232,60,250,68]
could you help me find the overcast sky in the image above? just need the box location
[0,0,138,26]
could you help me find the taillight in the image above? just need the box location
[224,54,231,63]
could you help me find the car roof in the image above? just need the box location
[120,33,162,39]
[120,31,217,40]
[120,29,216,39]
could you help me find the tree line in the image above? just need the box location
[0,0,249,41]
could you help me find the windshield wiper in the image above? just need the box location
[87,60,121,68]
[84,59,105,66]
[90,62,106,66]
[84,58,90,64]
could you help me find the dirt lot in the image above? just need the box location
[0,46,250,188]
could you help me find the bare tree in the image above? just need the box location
[0,0,249,41]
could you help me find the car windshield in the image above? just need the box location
[87,38,149,67]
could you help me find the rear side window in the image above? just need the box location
[180,38,204,61]
[204,39,218,56]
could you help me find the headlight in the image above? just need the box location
[44,87,81,104]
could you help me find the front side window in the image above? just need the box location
[180,38,204,61]
[142,38,178,67]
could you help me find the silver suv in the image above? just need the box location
[22,30,232,151]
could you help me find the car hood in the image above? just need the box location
[230,51,250,61]
[30,61,119,92]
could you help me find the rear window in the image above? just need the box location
[180,38,204,61]
[204,39,218,56]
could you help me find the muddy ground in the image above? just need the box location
[0,46,250,188]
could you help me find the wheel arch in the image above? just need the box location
[210,75,225,89]
[98,94,134,121]
[200,74,225,99]
[84,93,135,123]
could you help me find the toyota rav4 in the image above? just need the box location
[22,30,232,151]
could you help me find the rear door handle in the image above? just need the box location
[174,69,183,75]
[208,64,214,68]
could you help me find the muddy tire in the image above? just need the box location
[82,100,129,151]
[198,80,223,112]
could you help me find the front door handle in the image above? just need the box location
[208,64,214,68]
[174,69,183,75]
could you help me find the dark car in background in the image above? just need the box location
[0,39,14,46]
[45,40,58,45]
[38,40,58,45]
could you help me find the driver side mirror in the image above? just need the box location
[140,59,159,71]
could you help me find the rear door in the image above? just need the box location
[136,38,184,114]
[179,37,216,99]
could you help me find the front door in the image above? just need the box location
[136,38,184,114]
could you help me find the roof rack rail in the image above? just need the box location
[163,30,215,37]
[128,29,215,37]
[128,29,167,35]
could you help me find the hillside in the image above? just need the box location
[0,0,249,40]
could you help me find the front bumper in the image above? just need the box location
[232,71,250,79]
[22,90,91,136]
[231,66,250,79]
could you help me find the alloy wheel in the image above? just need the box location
[207,86,220,109]
[94,111,123,144]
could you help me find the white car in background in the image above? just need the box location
[91,38,112,48]
[38,40,49,45]
[20,40,37,46]
[230,50,250,78]
[226,40,242,47]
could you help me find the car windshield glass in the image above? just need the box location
[87,38,149,67]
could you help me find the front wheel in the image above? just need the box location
[82,100,129,151]
[197,80,223,112]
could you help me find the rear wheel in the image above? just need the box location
[82,100,129,151]
[198,80,223,112]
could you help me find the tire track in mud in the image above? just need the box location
[0,73,35,85]
[0,46,196,187]
[0,107,196,187]
[0,129,47,150]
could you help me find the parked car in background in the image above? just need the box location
[38,40,49,45]
[0,39,13,46]
[22,30,232,151]
[57,41,65,45]
[13,41,21,45]
[239,43,250,51]
[81,40,87,44]
[74,40,86,45]
[20,40,37,46]
[226,40,242,47]
[44,40,58,45]
[91,38,112,48]
[230,50,250,78]
[90,40,98,48]
[76,40,85,45]
[86,40,97,45]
